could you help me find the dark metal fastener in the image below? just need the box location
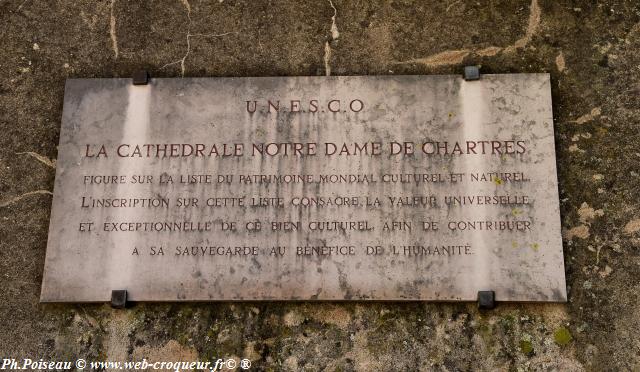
[463,66,480,81]
[111,289,127,309]
[132,70,149,85]
[477,290,495,310]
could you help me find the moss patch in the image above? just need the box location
[519,340,534,355]
[553,327,573,346]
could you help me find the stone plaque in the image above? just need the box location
[41,75,566,302]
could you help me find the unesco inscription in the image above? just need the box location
[40,75,566,302]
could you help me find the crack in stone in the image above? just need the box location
[556,51,566,72]
[400,50,470,68]
[476,46,502,57]
[180,0,191,14]
[16,0,29,11]
[160,0,235,77]
[394,0,540,67]
[323,0,340,76]
[504,0,541,53]
[0,190,52,208]
[329,0,339,40]
[110,0,119,59]
[16,151,56,168]
[571,107,601,124]
[323,41,332,76]
[445,0,462,13]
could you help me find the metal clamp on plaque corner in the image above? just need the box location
[111,289,128,309]
[477,290,495,310]
[463,66,480,81]
[132,70,150,85]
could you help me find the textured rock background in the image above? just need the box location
[0,0,639,370]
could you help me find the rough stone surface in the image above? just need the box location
[1,0,639,370]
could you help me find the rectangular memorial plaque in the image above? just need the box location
[41,74,566,302]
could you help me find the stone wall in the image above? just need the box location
[1,0,639,370]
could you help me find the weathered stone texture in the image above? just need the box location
[1,0,639,370]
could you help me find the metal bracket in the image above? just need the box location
[132,70,150,85]
[463,66,480,81]
[477,290,495,310]
[111,290,127,309]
